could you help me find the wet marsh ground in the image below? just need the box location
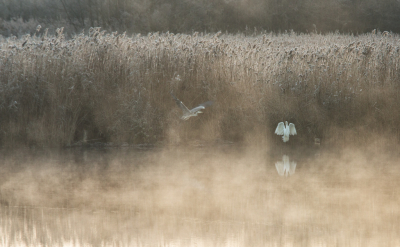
[1,145,399,246]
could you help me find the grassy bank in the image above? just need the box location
[0,28,399,148]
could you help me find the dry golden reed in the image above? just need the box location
[0,29,399,148]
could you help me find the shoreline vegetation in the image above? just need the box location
[0,28,400,149]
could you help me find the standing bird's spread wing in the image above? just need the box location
[190,101,213,113]
[289,123,297,135]
[171,92,191,114]
[275,122,285,135]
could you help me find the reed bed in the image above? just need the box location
[0,28,399,148]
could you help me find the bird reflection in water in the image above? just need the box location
[275,155,296,177]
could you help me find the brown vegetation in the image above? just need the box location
[0,28,400,148]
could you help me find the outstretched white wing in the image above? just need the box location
[289,123,297,135]
[275,122,285,135]
[190,101,213,113]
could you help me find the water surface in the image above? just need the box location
[1,145,399,246]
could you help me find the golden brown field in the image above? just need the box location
[1,28,400,148]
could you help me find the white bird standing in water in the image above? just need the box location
[275,121,297,142]
[171,92,213,120]
[275,155,297,177]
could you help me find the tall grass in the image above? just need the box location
[1,28,400,148]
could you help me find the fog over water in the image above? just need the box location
[1,144,400,246]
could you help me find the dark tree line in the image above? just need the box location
[1,0,400,35]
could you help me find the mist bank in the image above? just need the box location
[0,30,400,149]
[1,146,399,247]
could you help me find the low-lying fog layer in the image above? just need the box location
[1,145,399,246]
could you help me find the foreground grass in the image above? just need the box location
[0,28,399,148]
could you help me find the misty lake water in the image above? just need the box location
[1,145,399,246]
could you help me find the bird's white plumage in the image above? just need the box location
[275,122,285,135]
[275,155,297,177]
[190,105,206,113]
[171,92,213,120]
[275,121,297,142]
[289,123,297,135]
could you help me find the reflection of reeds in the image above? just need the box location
[2,204,396,246]
[1,29,400,147]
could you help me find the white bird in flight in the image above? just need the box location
[275,155,297,177]
[171,92,213,120]
[275,121,297,142]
